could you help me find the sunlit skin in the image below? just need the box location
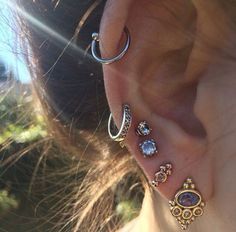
[100,0,236,231]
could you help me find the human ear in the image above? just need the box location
[99,0,214,201]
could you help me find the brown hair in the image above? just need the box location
[15,0,147,231]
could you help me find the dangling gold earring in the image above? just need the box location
[169,178,205,230]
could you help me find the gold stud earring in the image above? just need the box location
[149,163,172,187]
[169,178,205,230]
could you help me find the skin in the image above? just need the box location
[99,0,236,231]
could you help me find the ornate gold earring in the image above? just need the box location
[136,121,152,136]
[149,163,172,187]
[169,178,205,230]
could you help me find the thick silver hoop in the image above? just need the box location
[108,104,132,142]
[91,27,131,64]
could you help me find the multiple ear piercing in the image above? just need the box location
[136,121,158,158]
[91,28,205,230]
[136,122,173,189]
[107,105,171,186]
[135,121,174,190]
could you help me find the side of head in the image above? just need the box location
[100,0,236,230]
[16,0,236,231]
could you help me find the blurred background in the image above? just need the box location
[0,1,143,231]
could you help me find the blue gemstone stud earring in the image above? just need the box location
[136,121,158,158]
[139,139,158,158]
[136,121,152,136]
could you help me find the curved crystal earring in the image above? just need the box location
[108,104,132,146]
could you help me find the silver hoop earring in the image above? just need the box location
[108,104,132,142]
[91,27,131,64]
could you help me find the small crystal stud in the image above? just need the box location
[139,139,158,157]
[136,121,152,136]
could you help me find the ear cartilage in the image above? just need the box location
[136,121,152,136]
[149,163,172,187]
[139,139,158,158]
[169,178,205,230]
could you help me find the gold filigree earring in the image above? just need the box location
[169,178,205,230]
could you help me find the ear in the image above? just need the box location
[99,0,214,200]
